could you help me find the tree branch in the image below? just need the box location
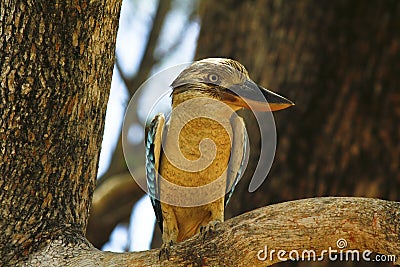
[86,172,145,248]
[154,7,198,61]
[32,197,400,266]
[117,0,172,97]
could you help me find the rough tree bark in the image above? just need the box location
[0,0,122,265]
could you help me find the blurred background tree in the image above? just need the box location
[87,1,399,266]
[86,0,200,250]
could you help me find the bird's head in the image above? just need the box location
[171,58,294,112]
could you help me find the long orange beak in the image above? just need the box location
[220,80,294,111]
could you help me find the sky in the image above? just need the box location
[98,0,200,252]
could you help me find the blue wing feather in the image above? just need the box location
[145,113,165,232]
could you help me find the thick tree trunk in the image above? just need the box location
[0,1,121,265]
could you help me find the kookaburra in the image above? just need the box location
[145,58,293,258]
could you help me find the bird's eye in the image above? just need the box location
[207,73,219,83]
